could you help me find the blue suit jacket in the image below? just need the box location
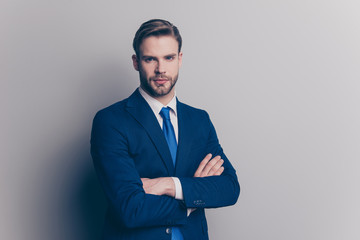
[91,89,240,240]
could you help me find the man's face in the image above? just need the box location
[132,35,182,100]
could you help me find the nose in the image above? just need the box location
[155,60,166,74]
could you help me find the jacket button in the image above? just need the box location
[165,228,172,234]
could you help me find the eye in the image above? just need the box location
[166,56,174,61]
[144,57,154,63]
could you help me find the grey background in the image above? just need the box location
[2,0,359,239]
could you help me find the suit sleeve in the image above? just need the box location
[90,109,187,228]
[179,112,240,208]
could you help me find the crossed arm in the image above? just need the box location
[91,109,239,228]
[141,154,224,197]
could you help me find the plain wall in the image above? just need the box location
[2,1,359,239]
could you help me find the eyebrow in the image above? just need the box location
[165,54,177,58]
[141,53,177,59]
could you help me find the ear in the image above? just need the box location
[178,52,183,68]
[132,54,139,71]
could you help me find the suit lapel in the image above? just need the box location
[176,101,194,176]
[125,89,175,175]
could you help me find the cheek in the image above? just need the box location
[170,65,180,74]
[141,65,155,75]
[139,66,149,77]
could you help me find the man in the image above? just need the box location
[91,19,240,240]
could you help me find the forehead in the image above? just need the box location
[139,35,179,56]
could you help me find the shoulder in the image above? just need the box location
[94,88,142,120]
[92,97,132,128]
[95,98,127,117]
[177,101,210,120]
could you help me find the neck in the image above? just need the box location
[156,92,175,105]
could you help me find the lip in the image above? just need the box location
[153,79,168,84]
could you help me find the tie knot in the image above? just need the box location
[160,107,171,120]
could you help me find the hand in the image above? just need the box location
[194,153,224,177]
[141,177,175,197]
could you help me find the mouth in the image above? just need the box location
[153,78,169,85]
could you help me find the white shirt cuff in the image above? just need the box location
[171,177,196,217]
[171,177,184,200]
[187,208,196,217]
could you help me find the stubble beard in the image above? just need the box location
[140,73,178,98]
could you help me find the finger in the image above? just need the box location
[194,155,210,177]
[200,156,219,177]
[202,157,222,177]
[194,153,212,177]
[201,155,221,177]
[214,166,224,176]
[207,159,224,176]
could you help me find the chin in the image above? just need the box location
[152,85,170,95]
[154,89,170,97]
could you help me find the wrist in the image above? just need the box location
[163,177,176,197]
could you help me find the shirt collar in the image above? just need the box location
[139,87,177,116]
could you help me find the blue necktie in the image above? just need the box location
[160,107,177,164]
[159,107,184,240]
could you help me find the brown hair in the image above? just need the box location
[133,19,182,57]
